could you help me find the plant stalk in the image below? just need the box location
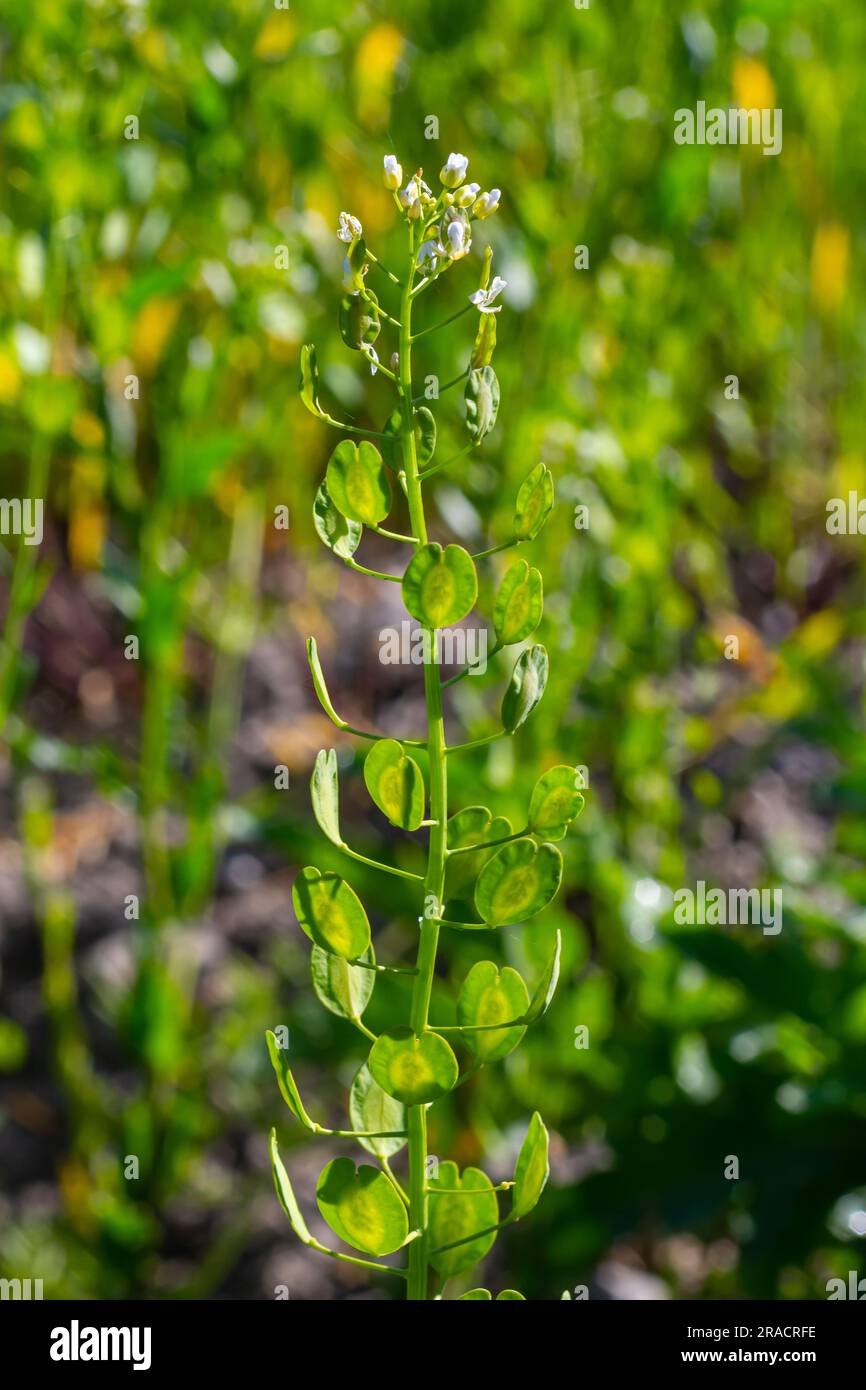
[398,224,448,1302]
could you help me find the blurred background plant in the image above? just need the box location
[1,0,865,1300]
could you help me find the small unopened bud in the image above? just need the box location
[390,352,400,373]
[383,154,402,190]
[473,188,501,220]
[454,182,481,208]
[439,152,469,189]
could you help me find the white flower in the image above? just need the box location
[469,276,507,313]
[444,219,469,259]
[337,211,363,243]
[417,238,442,269]
[454,182,481,208]
[362,345,379,376]
[383,154,402,191]
[440,152,469,189]
[399,183,422,219]
[472,188,501,220]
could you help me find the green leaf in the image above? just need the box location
[345,236,367,292]
[528,766,585,842]
[470,311,497,369]
[269,1129,312,1243]
[266,1030,315,1129]
[310,748,342,846]
[402,543,478,628]
[514,463,554,540]
[311,943,375,1022]
[429,1161,499,1277]
[465,366,500,442]
[460,1288,492,1300]
[444,806,512,902]
[313,480,362,559]
[494,560,543,645]
[316,1156,408,1256]
[382,406,437,471]
[497,1289,526,1300]
[524,929,562,1023]
[369,1028,459,1105]
[299,344,325,419]
[475,839,562,926]
[307,637,342,726]
[292,867,371,959]
[457,961,529,1062]
[326,439,392,526]
[512,1112,550,1219]
[363,738,425,831]
[349,1062,407,1159]
[501,644,549,732]
[339,290,381,350]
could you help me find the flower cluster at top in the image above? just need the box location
[334,153,505,375]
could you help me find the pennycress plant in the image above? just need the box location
[267,152,584,1301]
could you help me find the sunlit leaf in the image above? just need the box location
[339,290,381,350]
[311,943,375,1022]
[493,560,543,645]
[316,1156,408,1256]
[269,1129,311,1243]
[528,765,585,841]
[523,929,562,1023]
[266,1030,315,1129]
[369,1028,459,1105]
[444,806,512,902]
[402,543,478,627]
[326,439,392,525]
[513,463,554,540]
[299,343,325,418]
[349,1062,407,1159]
[363,738,425,830]
[313,480,362,559]
[501,644,549,732]
[457,960,529,1062]
[292,866,371,959]
[475,839,562,926]
[310,748,342,846]
[429,1161,499,1277]
[512,1112,549,1218]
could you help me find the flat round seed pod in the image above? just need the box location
[349,1062,407,1160]
[326,439,391,526]
[313,480,362,560]
[475,838,562,926]
[310,747,342,846]
[528,765,585,841]
[316,1156,409,1256]
[457,960,529,1062]
[339,290,381,350]
[464,365,500,442]
[429,1161,499,1277]
[299,343,324,419]
[459,1288,492,1300]
[493,560,543,645]
[496,1290,526,1300]
[310,943,375,1022]
[501,643,549,733]
[363,738,425,831]
[524,929,562,1023]
[444,806,512,903]
[402,542,478,628]
[270,1130,311,1242]
[368,1027,459,1105]
[292,866,371,960]
[513,462,554,540]
[512,1111,550,1219]
[381,406,436,470]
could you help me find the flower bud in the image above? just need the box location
[337,211,363,243]
[390,352,400,373]
[472,188,501,220]
[454,182,481,208]
[383,154,402,191]
[439,152,469,189]
[399,183,422,219]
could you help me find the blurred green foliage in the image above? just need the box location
[1,0,865,1299]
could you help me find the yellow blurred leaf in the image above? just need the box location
[254,12,296,61]
[354,24,405,131]
[0,351,22,404]
[133,297,180,374]
[732,57,776,111]
[794,609,844,659]
[71,410,105,450]
[811,223,849,314]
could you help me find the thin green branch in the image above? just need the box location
[343,556,401,583]
[319,411,390,441]
[441,639,501,686]
[445,731,509,756]
[339,841,424,882]
[412,367,468,406]
[308,1235,410,1278]
[367,250,403,286]
[472,537,519,561]
[411,302,473,342]
[382,1158,411,1207]
[430,1216,515,1257]
[370,523,419,544]
[446,825,528,855]
[419,441,477,483]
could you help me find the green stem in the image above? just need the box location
[472,537,519,561]
[397,220,449,1303]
